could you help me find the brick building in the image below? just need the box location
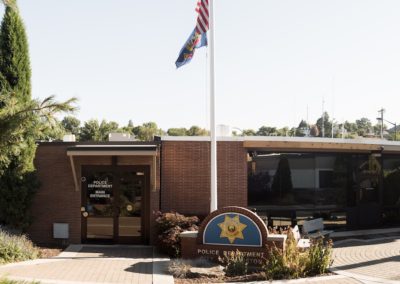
[29,136,400,245]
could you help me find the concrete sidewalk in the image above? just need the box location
[1,236,400,284]
[331,236,400,283]
[0,245,173,284]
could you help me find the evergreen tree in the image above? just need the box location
[0,0,34,173]
[0,1,77,230]
[295,119,309,137]
[316,112,332,137]
[0,0,31,102]
[0,91,76,229]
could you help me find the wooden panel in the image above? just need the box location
[243,141,382,153]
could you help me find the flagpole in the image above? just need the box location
[209,0,217,212]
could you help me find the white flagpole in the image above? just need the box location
[209,0,217,212]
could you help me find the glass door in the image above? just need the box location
[82,167,115,241]
[117,171,145,243]
[81,165,149,244]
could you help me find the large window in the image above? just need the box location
[382,155,400,225]
[248,153,349,207]
[248,152,352,230]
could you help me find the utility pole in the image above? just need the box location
[322,99,325,138]
[306,105,309,137]
[378,108,385,139]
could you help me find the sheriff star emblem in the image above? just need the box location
[218,215,247,244]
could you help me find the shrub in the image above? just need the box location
[154,211,199,258]
[220,250,248,277]
[305,238,333,275]
[263,232,307,280]
[0,229,39,264]
[168,259,192,278]
[263,231,333,280]
[0,170,39,231]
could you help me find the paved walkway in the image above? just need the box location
[331,236,400,283]
[1,237,400,284]
[0,245,173,284]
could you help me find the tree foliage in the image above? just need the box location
[0,2,31,102]
[187,125,208,136]
[295,120,309,137]
[316,112,332,137]
[0,91,76,229]
[0,0,76,230]
[61,116,81,138]
[257,126,277,136]
[136,122,164,141]
[355,117,372,136]
[167,127,187,136]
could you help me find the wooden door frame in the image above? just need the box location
[81,165,150,244]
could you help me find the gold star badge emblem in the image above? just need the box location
[218,215,247,244]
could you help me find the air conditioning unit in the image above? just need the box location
[63,134,76,142]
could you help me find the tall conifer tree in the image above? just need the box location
[0,0,35,230]
[0,0,31,102]
[0,0,34,173]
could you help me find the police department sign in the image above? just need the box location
[179,206,283,265]
[203,212,262,247]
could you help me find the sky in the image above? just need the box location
[8,0,400,131]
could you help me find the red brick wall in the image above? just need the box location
[161,141,248,216]
[30,144,81,244]
[30,143,160,245]
[30,140,247,244]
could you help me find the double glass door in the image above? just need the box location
[81,166,149,244]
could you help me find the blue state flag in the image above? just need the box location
[175,29,207,68]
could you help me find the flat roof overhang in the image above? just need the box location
[66,144,158,156]
[242,137,400,153]
[66,144,158,191]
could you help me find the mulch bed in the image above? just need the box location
[38,245,67,258]
[174,273,266,283]
[174,273,334,283]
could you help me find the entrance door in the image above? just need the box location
[81,165,149,244]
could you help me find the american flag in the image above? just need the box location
[195,0,209,34]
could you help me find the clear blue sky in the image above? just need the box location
[10,0,400,130]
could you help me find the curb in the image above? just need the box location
[225,274,354,284]
[330,268,400,284]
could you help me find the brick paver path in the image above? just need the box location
[0,245,154,284]
[332,237,400,282]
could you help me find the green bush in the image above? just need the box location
[220,250,248,277]
[264,233,306,279]
[154,211,199,258]
[263,231,333,280]
[305,238,333,275]
[0,229,39,264]
[0,170,39,231]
